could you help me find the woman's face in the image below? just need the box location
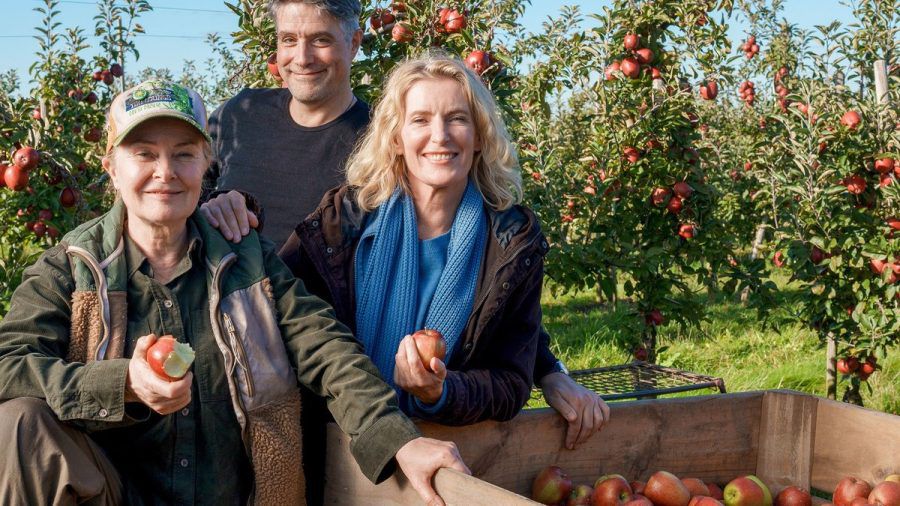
[103,117,207,230]
[397,77,481,197]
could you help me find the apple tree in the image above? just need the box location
[0,0,150,316]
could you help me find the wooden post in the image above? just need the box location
[826,334,836,400]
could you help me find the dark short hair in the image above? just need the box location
[267,0,361,39]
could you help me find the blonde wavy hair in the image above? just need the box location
[346,53,522,212]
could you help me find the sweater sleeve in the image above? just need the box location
[260,238,420,483]
[0,244,136,430]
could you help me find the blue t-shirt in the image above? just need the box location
[412,231,452,414]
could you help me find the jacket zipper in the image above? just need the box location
[222,312,255,398]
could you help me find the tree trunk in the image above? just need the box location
[741,223,767,303]
[826,335,837,400]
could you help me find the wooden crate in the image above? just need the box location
[323,390,900,505]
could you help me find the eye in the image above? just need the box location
[314,37,332,46]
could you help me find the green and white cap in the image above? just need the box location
[106,79,211,153]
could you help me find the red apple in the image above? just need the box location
[874,158,895,174]
[465,50,491,74]
[645,471,691,506]
[624,33,640,51]
[4,164,29,191]
[645,309,664,326]
[620,57,641,79]
[411,328,446,372]
[860,356,876,375]
[605,61,622,80]
[625,496,654,506]
[868,482,899,506]
[776,486,812,506]
[102,70,114,85]
[13,146,40,170]
[724,476,768,506]
[673,181,694,199]
[593,475,633,506]
[633,347,648,361]
[146,335,195,381]
[690,497,725,506]
[834,477,873,506]
[746,476,772,506]
[844,175,867,194]
[60,187,79,208]
[810,246,826,265]
[651,187,673,207]
[569,485,594,506]
[700,81,719,100]
[678,224,695,240]
[624,146,641,164]
[391,23,413,42]
[110,62,123,77]
[267,53,281,81]
[533,466,574,505]
[634,48,654,64]
[443,9,466,33]
[632,482,647,495]
[708,484,724,501]
[683,479,711,498]
[667,196,684,214]
[841,111,861,130]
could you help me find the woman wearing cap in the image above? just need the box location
[0,79,468,505]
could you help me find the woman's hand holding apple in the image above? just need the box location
[394,334,447,404]
[125,334,193,415]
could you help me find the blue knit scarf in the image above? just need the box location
[354,180,487,389]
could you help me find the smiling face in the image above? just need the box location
[397,78,481,198]
[274,2,360,106]
[103,117,208,230]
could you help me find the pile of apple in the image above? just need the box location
[530,466,900,506]
[2,146,40,192]
[836,355,879,381]
[738,81,756,107]
[650,181,697,240]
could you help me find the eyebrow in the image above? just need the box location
[277,30,335,39]
[127,140,199,148]
[407,108,471,116]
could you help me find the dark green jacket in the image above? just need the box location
[0,200,419,505]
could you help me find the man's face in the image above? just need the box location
[274,2,361,106]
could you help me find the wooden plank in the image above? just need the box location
[756,390,817,494]
[811,397,900,492]
[434,469,541,506]
[324,392,765,503]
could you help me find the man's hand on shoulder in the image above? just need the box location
[199,190,258,243]
[395,437,470,506]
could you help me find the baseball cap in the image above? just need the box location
[106,79,211,153]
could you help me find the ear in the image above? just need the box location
[101,154,117,188]
[392,133,404,155]
[350,29,363,58]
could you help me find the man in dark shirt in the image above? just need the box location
[201,0,610,484]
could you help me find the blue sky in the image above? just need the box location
[1,0,851,90]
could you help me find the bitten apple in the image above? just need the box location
[146,335,195,381]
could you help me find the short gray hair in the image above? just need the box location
[267,0,361,40]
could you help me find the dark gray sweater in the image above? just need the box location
[202,88,370,248]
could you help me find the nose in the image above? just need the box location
[153,155,177,181]
[284,40,315,68]
[430,119,450,144]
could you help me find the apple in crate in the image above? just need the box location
[724,476,769,506]
[690,496,725,506]
[532,465,573,505]
[568,484,594,506]
[834,477,872,506]
[645,471,692,506]
[147,335,195,381]
[775,486,812,506]
[869,481,900,506]
[683,478,711,497]
[592,474,633,506]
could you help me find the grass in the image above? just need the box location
[535,284,900,415]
